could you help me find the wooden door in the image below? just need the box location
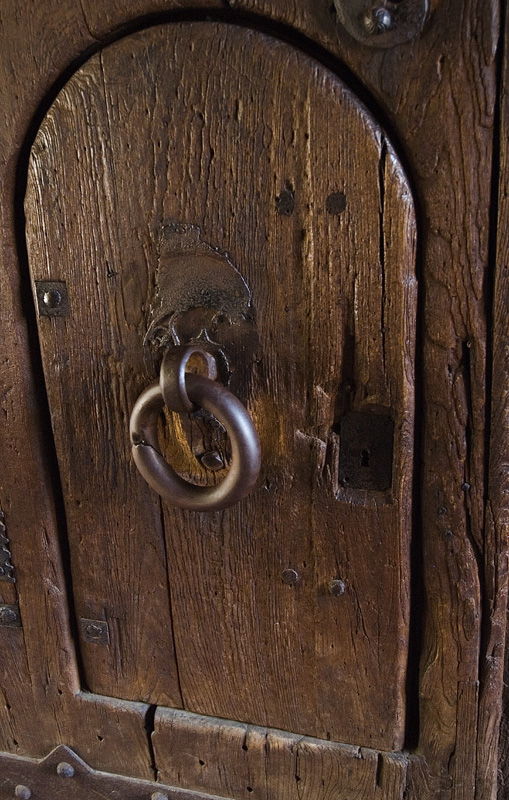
[25,19,416,761]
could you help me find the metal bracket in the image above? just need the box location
[0,511,15,583]
[334,0,429,48]
[0,744,212,800]
[338,411,394,491]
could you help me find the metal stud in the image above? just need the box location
[80,618,110,644]
[329,579,346,597]
[363,6,393,34]
[0,604,22,627]
[35,280,70,317]
[57,761,75,778]
[200,450,225,471]
[151,793,169,800]
[333,0,429,48]
[14,786,31,800]
[281,569,299,586]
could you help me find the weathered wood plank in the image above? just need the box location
[153,707,410,800]
[218,1,498,791]
[240,0,496,789]
[451,681,478,800]
[25,55,183,707]
[489,7,509,800]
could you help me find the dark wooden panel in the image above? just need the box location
[26,22,416,750]
[25,54,183,707]
[209,1,498,791]
[492,6,509,800]
[0,0,502,796]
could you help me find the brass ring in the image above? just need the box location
[129,371,261,511]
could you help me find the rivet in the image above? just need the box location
[364,6,393,34]
[281,569,299,586]
[43,289,62,309]
[329,579,346,597]
[200,451,225,471]
[326,191,347,215]
[0,604,22,627]
[35,280,70,318]
[80,617,110,644]
[57,761,75,777]
[151,793,169,800]
[14,786,31,800]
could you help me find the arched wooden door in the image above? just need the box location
[25,21,417,756]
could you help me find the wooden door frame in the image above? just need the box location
[0,2,506,798]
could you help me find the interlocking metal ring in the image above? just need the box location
[129,347,261,511]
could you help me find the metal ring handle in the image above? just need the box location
[160,345,218,413]
[129,371,261,511]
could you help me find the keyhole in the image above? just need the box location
[361,449,370,468]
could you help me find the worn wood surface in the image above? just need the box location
[25,22,416,751]
[0,0,505,798]
[24,56,183,707]
[492,6,509,800]
[153,707,411,800]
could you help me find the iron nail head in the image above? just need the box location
[329,579,346,597]
[14,787,31,800]
[57,761,75,778]
[200,450,225,471]
[364,6,393,34]
[281,569,299,586]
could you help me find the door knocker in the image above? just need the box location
[130,346,261,511]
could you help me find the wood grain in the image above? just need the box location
[490,6,509,799]
[153,707,411,800]
[25,57,183,708]
[0,0,504,798]
[25,22,416,750]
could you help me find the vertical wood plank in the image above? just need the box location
[488,7,509,800]
[451,682,479,800]
[25,62,183,707]
[239,0,498,788]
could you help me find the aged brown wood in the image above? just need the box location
[153,707,411,800]
[24,53,184,703]
[230,1,498,795]
[492,5,509,799]
[25,21,416,751]
[0,1,505,798]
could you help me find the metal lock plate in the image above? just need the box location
[338,411,394,491]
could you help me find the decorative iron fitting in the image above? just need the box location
[334,0,430,48]
[0,745,187,800]
[0,511,15,583]
[145,223,253,379]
